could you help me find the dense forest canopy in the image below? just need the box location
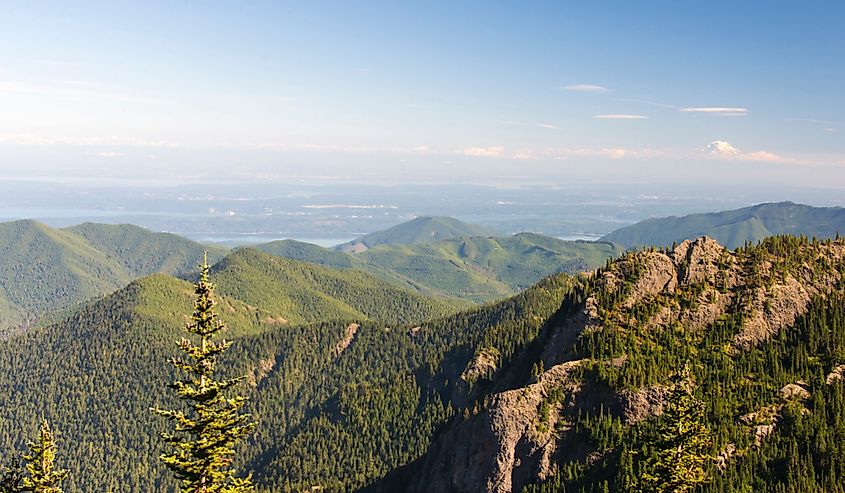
[0,234,843,492]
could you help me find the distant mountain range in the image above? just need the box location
[602,201,845,249]
[335,216,499,253]
[5,203,845,334]
[0,217,620,331]
[259,218,622,302]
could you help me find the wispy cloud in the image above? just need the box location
[563,84,610,93]
[743,150,784,162]
[617,98,680,110]
[791,117,839,133]
[512,149,540,160]
[460,146,506,158]
[681,107,748,116]
[794,117,839,125]
[593,114,648,120]
[535,123,558,129]
[512,146,670,161]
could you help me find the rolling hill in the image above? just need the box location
[0,220,226,333]
[258,233,624,302]
[210,248,468,325]
[335,216,499,253]
[0,246,475,491]
[601,201,845,249]
[0,220,132,329]
[66,222,228,277]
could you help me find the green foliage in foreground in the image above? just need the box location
[152,258,255,492]
[637,367,713,493]
[0,421,68,493]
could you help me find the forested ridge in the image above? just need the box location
[334,216,499,252]
[259,233,621,302]
[602,201,845,249]
[0,245,574,492]
[1,234,845,492]
[0,220,225,333]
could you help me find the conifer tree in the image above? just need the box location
[0,460,24,493]
[18,420,68,493]
[640,365,714,493]
[151,253,256,493]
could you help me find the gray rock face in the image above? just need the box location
[406,237,845,493]
[409,361,585,493]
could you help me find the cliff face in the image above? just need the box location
[407,236,845,493]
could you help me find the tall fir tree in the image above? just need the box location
[639,365,714,493]
[151,253,256,493]
[18,421,68,493]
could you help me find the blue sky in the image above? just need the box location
[0,1,843,186]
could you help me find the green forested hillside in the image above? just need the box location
[0,220,131,329]
[601,201,845,249]
[210,248,467,325]
[0,252,572,492]
[335,216,499,252]
[2,235,845,492]
[0,220,225,332]
[258,234,622,302]
[258,239,363,270]
[359,233,620,298]
[66,222,227,276]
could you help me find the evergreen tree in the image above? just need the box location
[0,460,24,493]
[640,365,714,493]
[18,421,68,493]
[151,254,256,493]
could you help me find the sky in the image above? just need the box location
[0,1,843,187]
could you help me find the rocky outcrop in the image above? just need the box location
[621,251,677,308]
[618,386,667,423]
[409,360,586,493]
[334,323,360,357]
[827,364,845,384]
[589,236,845,348]
[733,244,844,347]
[407,237,845,493]
[247,356,278,387]
[461,347,501,383]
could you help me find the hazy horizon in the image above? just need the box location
[1,1,843,188]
